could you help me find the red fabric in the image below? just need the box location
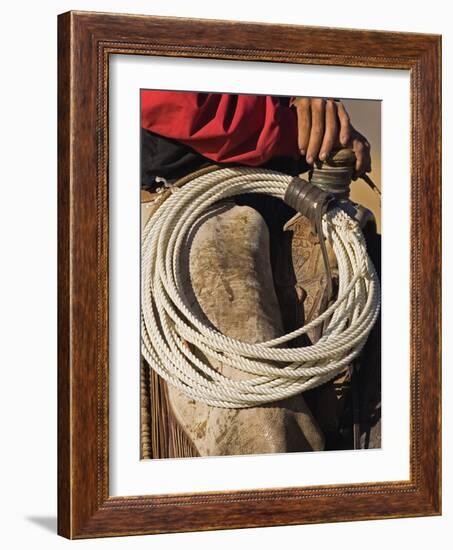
[141,91,299,166]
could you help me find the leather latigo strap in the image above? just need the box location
[284,177,336,300]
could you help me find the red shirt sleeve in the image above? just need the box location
[141,91,299,166]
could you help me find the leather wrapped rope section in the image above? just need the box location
[141,166,380,408]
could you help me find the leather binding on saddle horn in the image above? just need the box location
[284,177,337,300]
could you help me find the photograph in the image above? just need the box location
[0,0,447,544]
[54,10,441,538]
[140,91,382,459]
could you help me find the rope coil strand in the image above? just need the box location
[141,166,381,409]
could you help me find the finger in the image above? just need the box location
[319,99,338,161]
[352,139,368,177]
[306,98,325,164]
[296,98,311,155]
[337,102,352,146]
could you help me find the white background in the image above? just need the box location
[0,0,450,548]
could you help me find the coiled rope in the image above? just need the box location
[141,166,380,408]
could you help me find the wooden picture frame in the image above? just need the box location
[58,10,441,539]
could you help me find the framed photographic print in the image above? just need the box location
[58,10,441,539]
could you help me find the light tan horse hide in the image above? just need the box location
[166,202,325,456]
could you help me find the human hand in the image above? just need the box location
[290,97,371,178]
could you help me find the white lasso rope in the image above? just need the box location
[141,166,380,408]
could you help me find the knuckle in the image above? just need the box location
[341,129,351,144]
[311,127,324,139]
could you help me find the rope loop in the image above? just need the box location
[141,166,380,408]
